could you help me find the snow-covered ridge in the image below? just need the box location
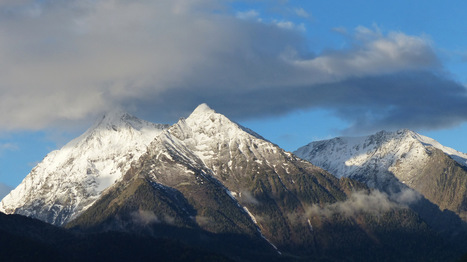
[413,131,467,166]
[0,103,271,227]
[296,129,467,169]
[294,129,467,189]
[0,110,169,226]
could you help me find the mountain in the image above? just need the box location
[0,110,169,226]
[67,105,453,261]
[294,129,467,222]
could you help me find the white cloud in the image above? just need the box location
[0,1,461,134]
[274,20,306,32]
[294,7,310,18]
[291,26,438,79]
[389,188,422,205]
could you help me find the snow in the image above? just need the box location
[307,219,313,231]
[243,207,258,224]
[191,103,213,114]
[243,206,281,254]
[0,111,168,225]
[415,132,467,166]
[225,189,238,201]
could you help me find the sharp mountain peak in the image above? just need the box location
[182,103,266,141]
[190,103,215,115]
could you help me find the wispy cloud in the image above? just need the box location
[131,209,159,225]
[0,143,19,155]
[306,190,400,219]
[273,19,306,31]
[236,9,260,20]
[294,7,310,18]
[0,0,464,134]
[239,191,260,205]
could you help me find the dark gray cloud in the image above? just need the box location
[0,0,465,134]
[132,70,467,135]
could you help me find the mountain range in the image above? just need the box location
[295,129,467,222]
[1,104,466,261]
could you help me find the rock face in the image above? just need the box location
[68,105,450,261]
[0,111,168,226]
[295,129,467,221]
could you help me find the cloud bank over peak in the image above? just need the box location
[0,0,465,134]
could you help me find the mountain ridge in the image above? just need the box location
[1,105,465,260]
[66,105,455,260]
[0,110,169,225]
[294,128,467,221]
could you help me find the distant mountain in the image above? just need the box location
[294,129,467,222]
[0,111,169,226]
[67,105,453,261]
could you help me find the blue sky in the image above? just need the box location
[1,0,467,188]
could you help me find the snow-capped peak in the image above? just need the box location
[182,103,265,142]
[149,104,279,179]
[0,111,168,226]
[175,103,253,146]
[190,103,215,116]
